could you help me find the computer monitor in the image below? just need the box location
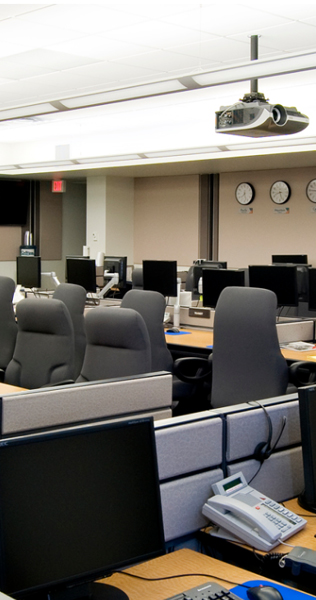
[272,254,308,265]
[66,258,96,293]
[104,256,127,288]
[0,417,165,600]
[142,260,177,297]
[308,268,316,310]
[298,385,316,513]
[202,268,245,308]
[16,255,41,288]
[248,265,299,308]
[192,261,227,300]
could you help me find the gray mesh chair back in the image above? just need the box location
[77,307,151,383]
[53,283,86,379]
[211,286,289,408]
[0,276,17,372]
[131,267,143,289]
[121,289,173,372]
[5,298,75,389]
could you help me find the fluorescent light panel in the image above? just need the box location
[193,50,316,87]
[62,80,187,109]
[0,103,59,121]
[145,147,220,157]
[76,154,141,163]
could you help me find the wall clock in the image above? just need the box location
[235,182,255,205]
[306,179,316,203]
[270,181,291,204]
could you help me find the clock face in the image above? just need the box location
[270,181,291,204]
[307,179,316,203]
[235,182,255,205]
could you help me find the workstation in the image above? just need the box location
[2,3,316,600]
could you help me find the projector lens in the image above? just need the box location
[272,104,287,126]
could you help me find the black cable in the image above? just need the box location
[111,569,252,589]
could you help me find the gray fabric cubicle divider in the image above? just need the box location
[224,392,303,501]
[227,448,304,502]
[155,413,224,542]
[0,371,172,435]
[225,393,300,462]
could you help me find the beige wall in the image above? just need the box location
[134,175,200,266]
[219,167,316,268]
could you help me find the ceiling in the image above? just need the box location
[1,2,316,178]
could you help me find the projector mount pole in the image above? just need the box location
[242,34,268,104]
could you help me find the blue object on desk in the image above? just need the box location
[165,330,192,336]
[207,344,213,349]
[231,580,315,600]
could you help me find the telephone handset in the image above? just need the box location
[202,472,307,552]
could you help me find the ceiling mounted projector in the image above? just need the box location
[215,95,309,137]
[215,35,309,137]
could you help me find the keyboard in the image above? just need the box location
[164,581,242,600]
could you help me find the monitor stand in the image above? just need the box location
[48,581,129,600]
[89,583,129,600]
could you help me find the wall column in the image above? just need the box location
[86,175,134,264]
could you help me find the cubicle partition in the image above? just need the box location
[154,392,303,547]
[0,371,173,436]
[155,413,224,542]
[224,394,303,500]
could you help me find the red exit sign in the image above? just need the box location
[52,180,66,193]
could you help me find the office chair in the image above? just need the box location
[174,286,316,412]
[77,306,151,383]
[0,276,17,380]
[5,298,75,389]
[53,283,86,379]
[121,289,173,372]
[131,267,143,289]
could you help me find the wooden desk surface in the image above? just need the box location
[0,382,27,394]
[165,327,316,362]
[103,548,272,600]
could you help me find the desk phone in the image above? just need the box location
[202,472,307,552]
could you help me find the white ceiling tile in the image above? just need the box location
[164,4,291,36]
[171,37,252,65]
[232,21,316,52]
[113,49,212,73]
[17,4,147,33]
[45,36,156,61]
[0,5,47,20]
[106,20,214,48]
[8,49,100,70]
[0,57,53,80]
[0,17,85,47]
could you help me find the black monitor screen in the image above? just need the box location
[272,254,308,265]
[0,418,165,600]
[298,385,316,513]
[0,179,30,226]
[192,262,227,299]
[142,260,177,297]
[66,258,96,293]
[104,256,127,288]
[248,265,298,307]
[308,268,316,310]
[202,269,245,308]
[16,255,41,288]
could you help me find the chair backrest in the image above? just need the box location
[185,266,195,291]
[77,307,151,383]
[211,286,289,408]
[5,298,75,389]
[121,289,173,372]
[53,283,86,379]
[132,267,143,289]
[0,276,17,371]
